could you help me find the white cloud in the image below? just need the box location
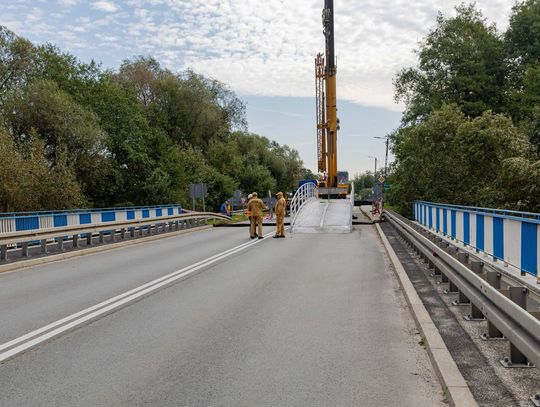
[121,0,513,111]
[58,0,80,6]
[0,0,515,110]
[92,1,119,13]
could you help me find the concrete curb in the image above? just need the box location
[0,225,213,275]
[375,223,478,407]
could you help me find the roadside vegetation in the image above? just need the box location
[0,27,310,212]
[387,1,540,216]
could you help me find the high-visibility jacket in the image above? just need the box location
[247,198,266,217]
[275,194,286,216]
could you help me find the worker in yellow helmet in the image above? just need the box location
[246,192,268,239]
[273,192,286,238]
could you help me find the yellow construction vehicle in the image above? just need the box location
[316,0,351,198]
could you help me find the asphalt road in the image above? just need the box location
[0,225,444,406]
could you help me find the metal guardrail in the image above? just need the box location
[290,182,317,227]
[414,201,540,278]
[385,210,540,377]
[0,212,231,262]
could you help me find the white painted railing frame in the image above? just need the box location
[290,182,317,227]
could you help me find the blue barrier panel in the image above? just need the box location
[168,208,174,216]
[443,209,448,235]
[476,215,485,251]
[53,214,68,228]
[79,213,91,225]
[142,209,149,219]
[101,212,115,222]
[493,218,504,260]
[156,208,162,217]
[414,201,540,276]
[178,207,182,214]
[464,212,470,245]
[521,222,537,276]
[451,210,456,239]
[126,210,135,220]
[15,216,39,231]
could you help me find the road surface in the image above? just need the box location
[0,225,444,406]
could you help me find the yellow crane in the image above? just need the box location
[316,0,350,197]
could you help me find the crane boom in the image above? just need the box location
[316,0,339,189]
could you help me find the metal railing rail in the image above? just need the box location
[414,200,540,220]
[385,209,540,371]
[0,212,231,262]
[290,182,317,228]
[0,204,183,218]
[414,201,540,278]
[350,181,355,207]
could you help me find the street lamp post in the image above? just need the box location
[374,136,389,178]
[368,155,377,179]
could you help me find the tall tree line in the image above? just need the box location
[0,27,306,212]
[388,2,540,215]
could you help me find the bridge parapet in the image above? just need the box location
[0,204,183,235]
[414,201,540,278]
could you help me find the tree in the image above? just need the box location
[0,127,84,211]
[389,104,531,215]
[3,79,106,199]
[0,26,34,98]
[394,5,507,123]
[0,28,305,211]
[505,0,540,65]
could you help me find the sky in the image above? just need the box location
[0,0,515,175]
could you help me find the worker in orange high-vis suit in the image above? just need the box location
[245,194,254,237]
[247,192,268,239]
[273,191,286,238]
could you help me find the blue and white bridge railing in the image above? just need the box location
[0,205,183,235]
[413,201,540,278]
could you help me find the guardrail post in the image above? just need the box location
[500,287,534,368]
[470,261,484,275]
[21,242,28,257]
[138,226,143,237]
[110,230,116,242]
[430,265,442,277]
[479,271,504,338]
[445,280,458,294]
[99,231,105,244]
[57,237,64,251]
[457,251,469,265]
[130,227,135,238]
[0,244,6,261]
[86,233,92,246]
[40,239,48,254]
[72,234,79,248]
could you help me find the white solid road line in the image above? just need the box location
[0,232,273,363]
